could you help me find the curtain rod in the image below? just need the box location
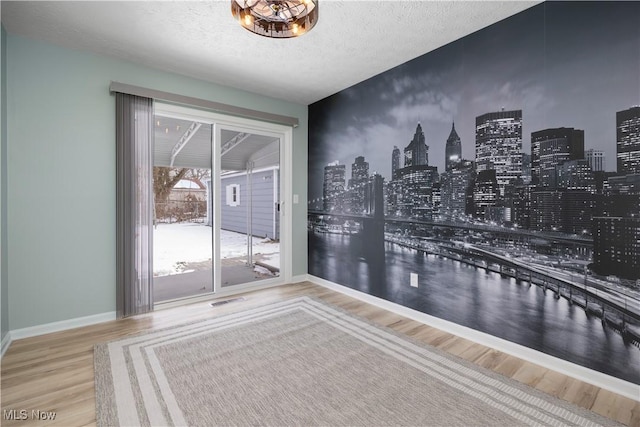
[109,82,299,128]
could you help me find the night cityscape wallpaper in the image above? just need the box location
[308,2,640,384]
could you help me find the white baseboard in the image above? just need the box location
[9,311,117,341]
[308,274,640,402]
[2,276,310,343]
[1,331,11,358]
[290,274,309,284]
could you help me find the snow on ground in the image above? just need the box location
[253,265,275,276]
[260,253,280,268]
[153,222,279,276]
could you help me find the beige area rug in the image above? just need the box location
[95,297,620,426]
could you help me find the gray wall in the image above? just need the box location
[220,169,279,240]
[1,25,8,344]
[5,33,307,330]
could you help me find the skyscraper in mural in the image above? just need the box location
[531,127,585,188]
[404,123,429,167]
[349,156,370,214]
[441,159,474,217]
[555,159,595,192]
[616,106,640,174]
[445,122,462,171]
[586,148,605,172]
[386,125,438,219]
[473,169,499,218]
[322,161,346,212]
[351,156,369,181]
[391,146,400,178]
[475,110,523,197]
[593,191,640,279]
[593,216,640,279]
[521,153,532,183]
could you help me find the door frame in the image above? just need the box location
[154,102,293,302]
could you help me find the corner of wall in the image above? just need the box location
[293,105,308,277]
[1,23,10,349]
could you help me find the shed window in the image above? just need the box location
[226,184,240,206]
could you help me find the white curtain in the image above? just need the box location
[115,93,154,317]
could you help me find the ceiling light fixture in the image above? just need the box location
[231,0,318,38]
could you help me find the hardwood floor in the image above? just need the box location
[1,281,639,426]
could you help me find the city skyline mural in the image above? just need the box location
[308,1,640,385]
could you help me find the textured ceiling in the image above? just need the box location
[1,1,540,105]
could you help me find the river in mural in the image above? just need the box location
[309,230,640,384]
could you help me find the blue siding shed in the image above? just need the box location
[219,167,279,240]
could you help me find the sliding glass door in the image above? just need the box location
[152,116,213,302]
[217,129,281,288]
[152,103,290,303]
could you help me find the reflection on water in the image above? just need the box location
[309,230,640,384]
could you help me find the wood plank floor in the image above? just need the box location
[1,281,639,426]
